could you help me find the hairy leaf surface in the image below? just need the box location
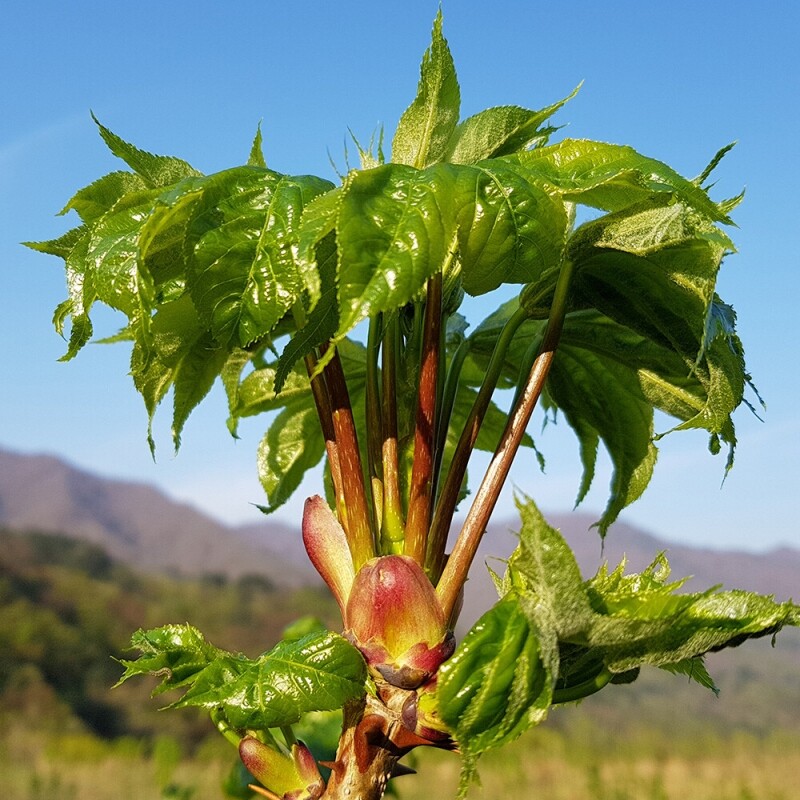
[392,9,460,168]
[443,87,578,164]
[118,625,367,730]
[173,630,367,729]
[513,139,730,223]
[513,497,800,681]
[437,595,555,797]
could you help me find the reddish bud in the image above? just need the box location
[345,555,455,688]
[302,496,354,617]
[239,736,324,800]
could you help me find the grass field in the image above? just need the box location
[2,532,797,800]
[2,724,798,800]
[397,728,800,800]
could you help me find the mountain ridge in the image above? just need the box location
[1,445,797,620]
[0,447,313,587]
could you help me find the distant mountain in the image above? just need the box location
[1,445,797,616]
[0,447,314,587]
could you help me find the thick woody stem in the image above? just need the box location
[405,273,442,563]
[321,686,450,800]
[320,697,401,800]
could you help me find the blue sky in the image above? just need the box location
[2,1,798,552]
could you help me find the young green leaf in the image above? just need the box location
[116,624,224,693]
[658,657,719,695]
[40,228,96,360]
[451,161,569,297]
[173,630,368,729]
[232,362,315,421]
[569,221,728,361]
[513,139,731,223]
[584,562,800,675]
[436,595,555,797]
[247,122,267,168]
[510,496,800,685]
[129,294,220,453]
[547,343,658,535]
[514,495,594,637]
[220,346,254,437]
[187,167,334,347]
[392,9,460,168]
[274,234,339,393]
[91,114,202,187]
[170,331,227,450]
[119,625,368,731]
[137,177,208,289]
[333,163,458,339]
[257,397,327,514]
[443,86,579,164]
[296,185,344,308]
[59,170,149,224]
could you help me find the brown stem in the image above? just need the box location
[321,697,401,800]
[304,353,345,521]
[436,349,555,618]
[366,317,384,531]
[321,688,448,800]
[426,305,529,579]
[324,348,375,569]
[404,274,442,563]
[436,259,575,619]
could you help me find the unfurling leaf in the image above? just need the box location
[392,9,460,169]
[436,595,554,798]
[512,496,800,682]
[440,497,799,794]
[116,624,223,693]
[118,625,368,731]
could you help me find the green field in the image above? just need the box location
[2,529,798,799]
[2,724,798,800]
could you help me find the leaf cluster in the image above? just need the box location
[29,13,755,540]
[25,13,784,798]
[117,624,368,733]
[436,497,800,795]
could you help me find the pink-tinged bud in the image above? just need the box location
[345,555,455,689]
[239,736,325,800]
[302,496,354,617]
[411,678,453,744]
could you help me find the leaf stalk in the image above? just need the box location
[323,348,375,568]
[436,259,575,619]
[426,304,529,579]
[380,315,405,552]
[405,273,443,563]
